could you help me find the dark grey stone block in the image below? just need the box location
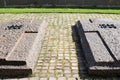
[73,19,120,76]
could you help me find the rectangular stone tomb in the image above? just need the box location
[73,19,120,76]
[0,19,48,77]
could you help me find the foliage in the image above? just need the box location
[0,8,120,14]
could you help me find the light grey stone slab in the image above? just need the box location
[68,78,76,80]
[58,77,66,80]
[49,77,56,80]
[29,77,39,80]
[3,79,18,80]
[40,78,48,80]
[6,33,37,61]
[0,19,48,77]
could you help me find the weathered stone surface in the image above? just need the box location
[68,77,76,80]
[85,32,114,65]
[58,77,66,80]
[6,33,37,61]
[29,77,39,80]
[49,77,56,80]
[0,19,48,77]
[73,19,120,76]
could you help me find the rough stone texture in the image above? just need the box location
[6,33,37,61]
[49,77,56,80]
[29,77,39,80]
[40,78,48,80]
[68,77,76,80]
[0,19,48,77]
[74,18,120,76]
[58,77,66,80]
[85,32,114,65]
[0,14,120,80]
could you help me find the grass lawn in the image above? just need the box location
[0,8,120,14]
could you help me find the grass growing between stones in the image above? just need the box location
[0,14,119,79]
[0,8,120,14]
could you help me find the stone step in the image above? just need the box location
[0,65,31,78]
[0,60,26,66]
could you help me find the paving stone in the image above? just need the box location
[72,74,79,78]
[64,54,69,56]
[40,73,48,77]
[41,70,48,73]
[18,78,29,80]
[29,77,39,80]
[71,57,76,60]
[72,70,79,74]
[68,78,76,80]
[34,73,39,77]
[77,77,81,80]
[58,77,66,80]
[71,54,76,57]
[42,66,48,70]
[50,60,56,63]
[65,56,70,59]
[3,79,18,80]
[58,57,63,59]
[64,70,71,74]
[40,78,48,80]
[48,74,55,77]
[0,14,119,79]
[49,77,56,80]
[50,63,56,66]
[71,63,78,66]
[72,67,78,70]
[49,66,55,70]
[64,67,71,70]
[64,73,72,77]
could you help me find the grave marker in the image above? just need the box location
[73,18,120,76]
[0,19,48,77]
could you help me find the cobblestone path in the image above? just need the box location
[1,13,120,80]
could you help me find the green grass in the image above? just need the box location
[0,8,120,14]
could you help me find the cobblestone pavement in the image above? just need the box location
[0,13,120,80]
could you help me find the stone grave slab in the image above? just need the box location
[73,18,120,76]
[0,19,48,77]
